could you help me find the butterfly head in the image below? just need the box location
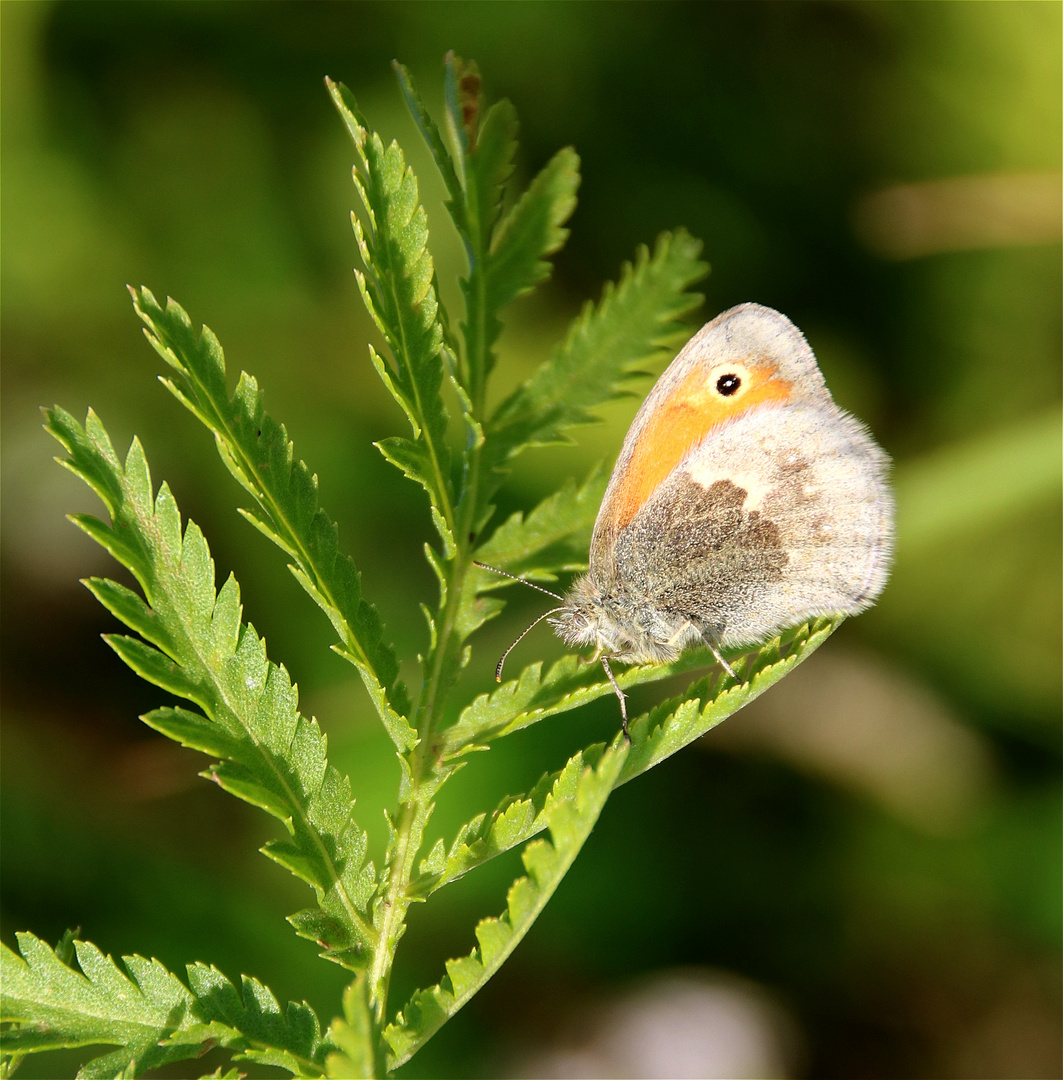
[549,574,650,662]
[549,575,603,648]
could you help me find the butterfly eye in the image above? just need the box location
[715,373,741,396]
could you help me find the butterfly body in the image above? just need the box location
[550,303,894,669]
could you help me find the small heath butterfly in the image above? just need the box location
[488,303,894,735]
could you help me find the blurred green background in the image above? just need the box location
[2,2,1060,1077]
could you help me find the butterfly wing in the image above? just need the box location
[611,400,894,649]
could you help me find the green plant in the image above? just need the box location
[1,55,839,1079]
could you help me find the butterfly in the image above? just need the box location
[483,303,894,736]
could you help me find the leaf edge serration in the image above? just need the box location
[42,405,379,970]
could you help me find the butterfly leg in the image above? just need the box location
[679,617,741,681]
[664,620,696,651]
[707,640,740,682]
[600,657,630,742]
[664,620,739,681]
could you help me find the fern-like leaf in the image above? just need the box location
[467,98,520,251]
[412,739,596,898]
[43,407,378,968]
[486,229,708,470]
[327,77,455,550]
[444,649,714,756]
[129,287,415,752]
[0,933,328,1078]
[19,51,861,1080]
[392,61,467,238]
[442,52,478,187]
[473,466,607,581]
[400,53,579,422]
[457,91,522,404]
[425,620,839,891]
[446,618,838,757]
[323,975,382,1079]
[486,146,580,310]
[383,741,628,1069]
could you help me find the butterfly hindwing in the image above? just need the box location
[613,402,893,649]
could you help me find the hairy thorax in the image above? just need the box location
[550,574,703,665]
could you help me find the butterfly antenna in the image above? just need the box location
[493,606,566,683]
[472,560,564,602]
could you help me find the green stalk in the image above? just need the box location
[366,137,494,1028]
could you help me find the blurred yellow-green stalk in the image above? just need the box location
[2,3,1059,1077]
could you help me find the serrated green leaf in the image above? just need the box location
[383,742,628,1069]
[374,437,456,552]
[327,78,455,540]
[286,911,366,971]
[82,577,165,648]
[324,975,381,1079]
[456,90,575,411]
[104,632,202,701]
[487,229,708,469]
[486,146,579,310]
[449,618,836,755]
[417,838,446,878]
[19,52,873,1080]
[125,288,414,751]
[43,407,379,967]
[179,964,325,1075]
[426,621,841,887]
[468,99,519,245]
[412,747,595,898]
[614,622,836,785]
[0,934,328,1078]
[442,52,477,183]
[392,61,466,238]
[143,705,240,760]
[474,466,607,581]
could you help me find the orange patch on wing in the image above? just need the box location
[610,365,790,530]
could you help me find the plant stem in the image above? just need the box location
[368,131,494,1031]
[366,537,477,1023]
